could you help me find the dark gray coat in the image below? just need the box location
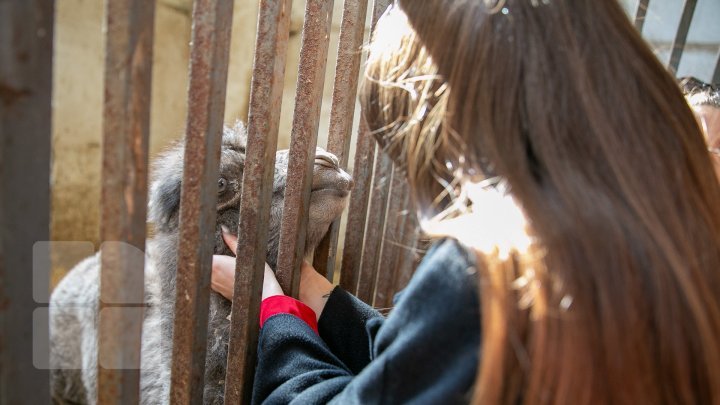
[253,239,481,404]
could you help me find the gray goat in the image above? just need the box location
[49,121,353,404]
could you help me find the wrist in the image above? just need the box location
[260,295,318,333]
[262,263,284,300]
[299,262,334,320]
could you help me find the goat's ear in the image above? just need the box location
[148,143,184,231]
[223,120,247,153]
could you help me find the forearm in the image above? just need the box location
[298,262,384,373]
[298,261,334,319]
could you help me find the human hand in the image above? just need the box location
[298,261,334,320]
[211,254,237,301]
[211,229,284,301]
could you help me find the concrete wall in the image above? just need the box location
[52,0,194,282]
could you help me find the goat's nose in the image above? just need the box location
[314,149,339,169]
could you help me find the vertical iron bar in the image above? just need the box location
[395,213,420,292]
[668,0,697,75]
[224,0,292,403]
[97,1,155,404]
[276,0,336,297]
[356,151,392,303]
[633,0,649,32]
[313,0,370,279]
[339,0,391,294]
[712,47,720,85]
[0,1,54,403]
[169,0,234,403]
[338,118,375,294]
[373,172,409,308]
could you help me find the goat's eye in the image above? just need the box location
[218,178,227,193]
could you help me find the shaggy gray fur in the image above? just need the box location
[49,121,353,404]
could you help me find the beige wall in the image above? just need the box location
[51,0,365,283]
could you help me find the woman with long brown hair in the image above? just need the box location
[212,0,720,403]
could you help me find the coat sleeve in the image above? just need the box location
[251,240,481,405]
[317,287,384,374]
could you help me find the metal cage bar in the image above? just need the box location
[339,0,391,295]
[97,1,156,403]
[356,152,393,303]
[712,47,720,84]
[276,0,336,297]
[313,0,371,279]
[169,0,234,403]
[668,0,697,74]
[393,203,420,294]
[373,170,410,308]
[339,116,376,294]
[0,1,54,403]
[16,0,720,402]
[224,1,293,402]
[633,0,650,32]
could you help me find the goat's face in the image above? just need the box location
[149,121,353,267]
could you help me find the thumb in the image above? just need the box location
[220,225,238,256]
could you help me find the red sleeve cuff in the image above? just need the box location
[260,295,319,334]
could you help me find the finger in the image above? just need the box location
[220,226,238,256]
[212,254,236,272]
[211,255,236,300]
[261,264,284,300]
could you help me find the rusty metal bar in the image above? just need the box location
[0,1,54,403]
[393,203,419,294]
[313,0,370,279]
[169,0,234,403]
[356,152,393,303]
[224,0,292,402]
[339,120,376,294]
[96,1,155,404]
[394,221,420,291]
[373,169,409,308]
[712,47,720,85]
[668,0,697,74]
[276,0,336,297]
[339,0,391,294]
[633,0,649,32]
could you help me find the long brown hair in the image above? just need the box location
[361,1,720,403]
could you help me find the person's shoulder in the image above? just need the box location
[419,238,477,278]
[392,238,478,307]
